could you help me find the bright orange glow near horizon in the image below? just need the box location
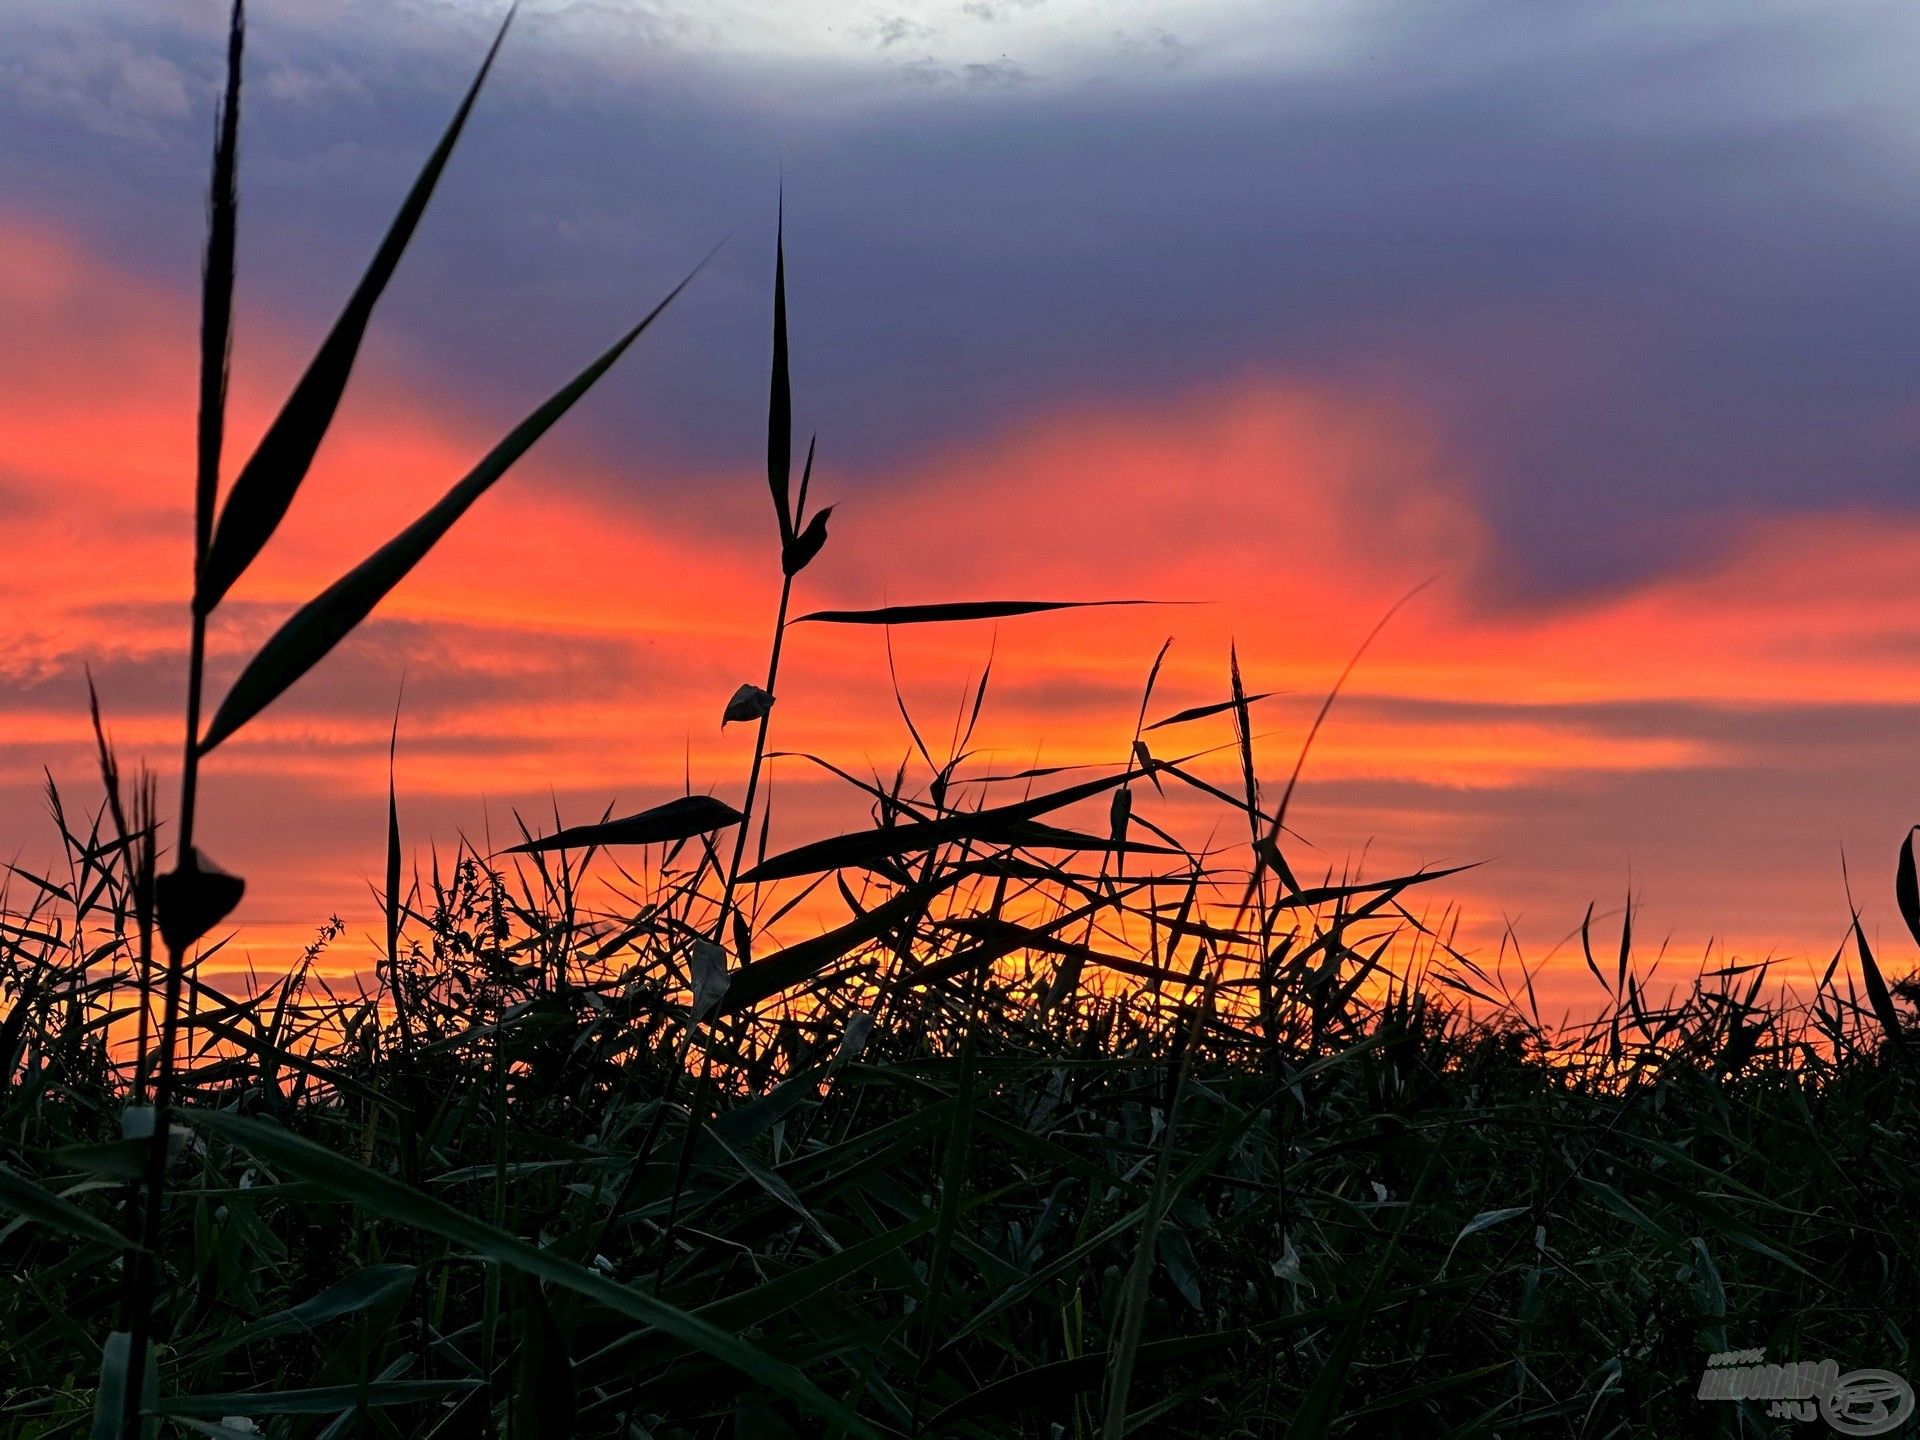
[5,215,1920,1018]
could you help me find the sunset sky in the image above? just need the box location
[7,0,1920,1001]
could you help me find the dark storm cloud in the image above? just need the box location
[6,0,1920,604]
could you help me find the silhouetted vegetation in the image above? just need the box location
[2,7,1915,1437]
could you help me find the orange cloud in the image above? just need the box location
[6,216,1920,1003]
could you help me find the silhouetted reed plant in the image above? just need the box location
[1,6,1914,1437]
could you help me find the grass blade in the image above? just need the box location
[1852,917,1905,1048]
[89,1332,156,1440]
[0,1162,129,1249]
[743,766,1145,882]
[1897,826,1920,947]
[768,190,793,543]
[159,1381,480,1416]
[184,1109,878,1436]
[197,6,517,611]
[195,1266,417,1359]
[1143,691,1275,732]
[502,795,744,855]
[794,599,1160,626]
[194,0,243,567]
[716,873,966,1015]
[199,263,704,753]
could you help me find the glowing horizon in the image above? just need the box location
[4,208,1919,1007]
[8,1,1920,1011]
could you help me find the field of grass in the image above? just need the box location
[2,7,1916,1438]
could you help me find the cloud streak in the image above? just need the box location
[5,215,1920,987]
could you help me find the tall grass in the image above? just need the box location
[2,7,1916,1437]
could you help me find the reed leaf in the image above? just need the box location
[743,766,1146,882]
[503,794,744,855]
[199,263,703,754]
[194,0,243,567]
[0,1163,129,1249]
[767,192,794,544]
[185,1109,878,1435]
[794,599,1159,626]
[196,6,516,612]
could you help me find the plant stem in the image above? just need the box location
[120,591,208,1439]
[585,563,798,1275]
[717,568,796,937]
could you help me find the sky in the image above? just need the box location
[6,0,1920,1007]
